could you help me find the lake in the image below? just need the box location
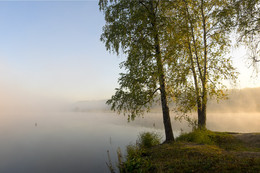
[0,111,259,172]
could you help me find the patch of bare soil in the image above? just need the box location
[232,133,260,148]
[232,133,260,158]
[231,151,260,157]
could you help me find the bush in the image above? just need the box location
[122,145,151,172]
[137,132,162,148]
[177,129,215,145]
[119,132,161,172]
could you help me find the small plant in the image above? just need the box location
[106,132,161,172]
[119,132,161,172]
[106,148,124,173]
[137,132,162,149]
[122,144,152,172]
[106,150,116,173]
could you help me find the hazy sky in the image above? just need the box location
[0,0,122,103]
[0,0,259,104]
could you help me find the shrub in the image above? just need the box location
[137,132,161,149]
[119,132,161,172]
[121,144,151,172]
[177,129,215,145]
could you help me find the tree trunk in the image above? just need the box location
[159,80,175,142]
[154,28,174,142]
[198,0,207,130]
[199,84,207,129]
[155,40,174,141]
[149,1,174,142]
[198,104,206,129]
[197,82,207,129]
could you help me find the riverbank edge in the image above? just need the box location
[119,131,260,172]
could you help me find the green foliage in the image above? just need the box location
[177,129,215,145]
[137,132,161,149]
[119,131,260,172]
[99,0,175,141]
[233,0,260,39]
[99,0,170,120]
[166,0,238,126]
[122,145,152,173]
[120,132,160,172]
[100,0,239,130]
[177,129,250,151]
[232,0,260,74]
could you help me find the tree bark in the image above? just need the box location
[198,104,206,129]
[160,82,175,142]
[150,1,174,142]
[156,42,175,141]
[199,0,207,129]
[185,0,207,129]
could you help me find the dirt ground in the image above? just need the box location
[231,133,260,157]
[232,133,260,148]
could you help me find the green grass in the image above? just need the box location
[119,130,260,173]
[176,129,252,151]
[148,142,260,173]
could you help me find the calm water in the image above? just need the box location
[0,111,259,172]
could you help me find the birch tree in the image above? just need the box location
[99,0,175,142]
[166,0,237,129]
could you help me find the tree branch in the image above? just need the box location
[141,88,161,106]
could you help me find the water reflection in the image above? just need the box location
[0,112,164,173]
[0,111,259,172]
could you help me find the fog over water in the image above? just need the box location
[0,88,259,172]
[0,112,166,173]
[0,1,259,172]
[71,87,260,133]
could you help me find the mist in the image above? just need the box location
[0,81,71,114]
[0,83,259,172]
[208,87,260,113]
[71,87,260,113]
[69,87,260,133]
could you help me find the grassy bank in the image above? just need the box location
[119,130,260,172]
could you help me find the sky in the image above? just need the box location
[0,0,259,105]
[0,0,122,104]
